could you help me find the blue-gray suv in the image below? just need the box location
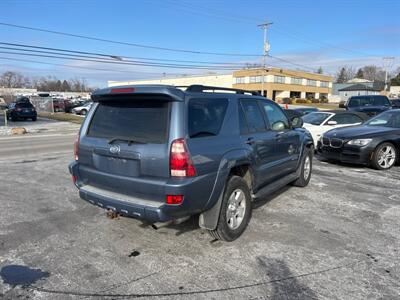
[69,85,314,241]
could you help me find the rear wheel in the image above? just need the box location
[208,176,252,242]
[292,147,313,187]
[32,116,37,121]
[371,142,397,170]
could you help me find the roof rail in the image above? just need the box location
[185,85,260,96]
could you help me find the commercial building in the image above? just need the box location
[108,68,334,102]
[232,68,333,101]
[338,84,381,101]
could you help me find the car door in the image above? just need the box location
[239,99,278,188]
[259,100,301,177]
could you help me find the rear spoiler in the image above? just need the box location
[91,85,185,102]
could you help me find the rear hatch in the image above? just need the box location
[78,94,177,200]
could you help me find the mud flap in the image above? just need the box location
[198,186,225,230]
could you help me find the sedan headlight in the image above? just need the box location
[347,138,372,146]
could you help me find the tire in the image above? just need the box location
[208,176,252,242]
[11,115,17,122]
[371,142,397,170]
[292,147,313,187]
[32,117,37,121]
[80,109,87,116]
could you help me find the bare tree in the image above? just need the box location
[335,66,356,83]
[362,65,385,82]
[0,71,25,88]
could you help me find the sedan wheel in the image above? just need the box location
[372,143,397,170]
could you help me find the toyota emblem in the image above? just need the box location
[109,145,121,154]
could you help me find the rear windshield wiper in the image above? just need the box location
[108,137,146,145]
[190,131,217,138]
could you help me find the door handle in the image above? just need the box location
[245,137,255,145]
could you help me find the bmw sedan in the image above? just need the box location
[318,110,400,170]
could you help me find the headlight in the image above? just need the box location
[347,138,372,146]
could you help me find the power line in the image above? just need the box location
[0,22,262,57]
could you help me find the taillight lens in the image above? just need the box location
[166,195,184,205]
[170,138,196,177]
[74,134,79,160]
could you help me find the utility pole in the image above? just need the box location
[258,21,273,97]
[383,56,394,91]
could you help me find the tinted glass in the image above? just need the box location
[261,101,289,130]
[16,102,33,108]
[238,105,249,134]
[87,100,169,143]
[188,98,228,138]
[348,96,390,107]
[302,112,331,125]
[365,111,400,128]
[240,100,266,133]
[330,114,362,125]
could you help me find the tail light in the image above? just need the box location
[166,195,184,205]
[74,134,79,161]
[170,138,196,177]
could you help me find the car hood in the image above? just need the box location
[325,125,398,139]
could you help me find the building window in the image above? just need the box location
[320,81,329,88]
[249,76,262,83]
[235,77,245,84]
[307,79,316,86]
[274,76,285,84]
[291,77,302,85]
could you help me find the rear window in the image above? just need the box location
[16,102,33,108]
[188,98,228,138]
[348,96,390,107]
[87,100,169,144]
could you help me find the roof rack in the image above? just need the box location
[184,85,260,96]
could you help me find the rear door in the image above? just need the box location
[78,96,173,199]
[259,100,301,177]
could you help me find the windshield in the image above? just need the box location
[302,112,332,125]
[365,111,400,128]
[348,96,390,107]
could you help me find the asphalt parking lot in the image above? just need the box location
[0,132,399,299]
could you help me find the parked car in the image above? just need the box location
[71,102,92,115]
[6,100,37,121]
[303,110,368,146]
[52,99,66,112]
[391,99,400,109]
[340,95,392,117]
[69,85,314,241]
[318,109,400,170]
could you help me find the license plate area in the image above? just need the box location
[92,153,140,177]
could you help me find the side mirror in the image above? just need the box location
[272,121,286,131]
[327,120,338,126]
[291,117,303,128]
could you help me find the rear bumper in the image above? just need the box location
[69,161,217,223]
[317,142,373,165]
[13,111,37,118]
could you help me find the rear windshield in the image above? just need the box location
[188,98,228,138]
[16,102,33,108]
[87,100,169,144]
[348,96,390,107]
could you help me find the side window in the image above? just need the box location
[238,105,249,134]
[188,98,228,138]
[240,100,266,133]
[260,101,290,130]
[330,114,362,125]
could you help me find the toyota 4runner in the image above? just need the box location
[69,85,314,241]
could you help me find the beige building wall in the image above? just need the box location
[108,74,233,88]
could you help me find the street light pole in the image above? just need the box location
[258,21,273,97]
[383,56,394,91]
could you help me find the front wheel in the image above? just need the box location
[292,147,313,187]
[371,142,397,170]
[208,176,252,242]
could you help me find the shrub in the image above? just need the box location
[311,98,320,103]
[282,97,292,104]
[295,98,307,104]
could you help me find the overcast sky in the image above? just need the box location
[0,0,399,87]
